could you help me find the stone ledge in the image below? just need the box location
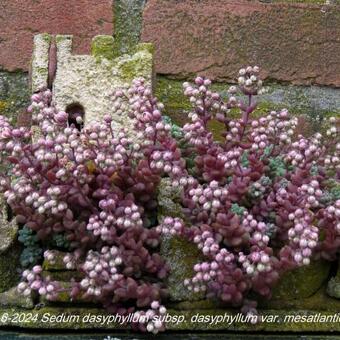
[0,306,340,332]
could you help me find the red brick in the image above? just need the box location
[0,0,113,71]
[142,0,340,87]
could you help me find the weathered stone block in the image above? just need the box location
[41,282,92,305]
[327,277,340,299]
[0,71,30,125]
[327,260,340,299]
[158,178,204,301]
[42,250,68,271]
[0,287,34,309]
[161,235,205,302]
[271,260,331,300]
[0,194,21,292]
[0,244,21,293]
[113,0,146,56]
[42,271,84,282]
[0,195,18,254]
[91,35,114,60]
[157,178,186,222]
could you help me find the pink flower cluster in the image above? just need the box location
[17,265,60,300]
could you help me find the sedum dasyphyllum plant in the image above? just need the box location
[0,66,338,331]
[0,87,170,333]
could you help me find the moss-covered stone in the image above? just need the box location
[41,282,92,305]
[31,33,51,93]
[158,178,206,301]
[0,242,21,293]
[160,235,204,302]
[0,71,29,124]
[0,194,18,252]
[157,178,186,221]
[113,0,146,56]
[117,44,153,84]
[42,250,68,271]
[0,287,34,309]
[270,260,331,300]
[91,35,114,60]
[0,194,21,293]
[261,285,340,311]
[41,270,84,282]
[327,277,340,299]
[327,260,340,299]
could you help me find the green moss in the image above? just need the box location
[42,251,67,271]
[161,235,205,302]
[91,35,114,61]
[158,181,204,301]
[0,243,21,293]
[134,42,154,55]
[42,270,84,282]
[118,55,152,83]
[0,287,34,309]
[40,33,52,44]
[260,286,340,312]
[0,71,30,123]
[41,282,92,305]
[113,0,146,57]
[157,178,186,221]
[0,100,8,113]
[155,76,191,126]
[55,35,72,44]
[155,76,227,125]
[207,119,226,142]
[270,260,331,300]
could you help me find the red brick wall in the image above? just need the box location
[142,0,340,87]
[0,0,113,71]
[0,0,339,87]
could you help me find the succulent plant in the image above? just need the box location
[0,66,338,331]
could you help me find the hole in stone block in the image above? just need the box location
[66,103,85,131]
[6,203,13,222]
